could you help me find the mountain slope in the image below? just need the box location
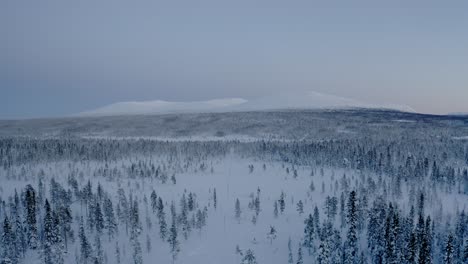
[78,91,415,116]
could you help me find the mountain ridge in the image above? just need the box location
[78,91,415,117]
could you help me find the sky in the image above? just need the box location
[1,1,468,119]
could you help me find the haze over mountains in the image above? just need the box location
[79,91,415,117]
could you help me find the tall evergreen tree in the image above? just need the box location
[25,185,38,249]
[78,218,92,264]
[168,206,180,264]
[303,214,315,255]
[296,243,303,264]
[235,198,242,223]
[157,198,167,240]
[103,197,117,240]
[43,200,54,264]
[345,190,358,264]
[443,234,454,264]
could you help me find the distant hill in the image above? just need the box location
[78,91,415,117]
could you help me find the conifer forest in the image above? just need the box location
[0,109,467,264]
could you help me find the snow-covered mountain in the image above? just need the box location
[78,98,247,116]
[78,91,415,116]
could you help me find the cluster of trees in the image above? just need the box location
[297,190,468,263]
[0,175,212,264]
[0,132,467,263]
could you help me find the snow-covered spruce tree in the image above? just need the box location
[103,197,117,240]
[454,210,466,263]
[130,200,143,264]
[94,202,104,236]
[93,234,104,264]
[267,226,277,244]
[317,221,332,264]
[368,196,386,263]
[241,249,257,264]
[2,216,17,264]
[43,199,54,264]
[296,243,303,264]
[25,184,38,249]
[443,234,454,264]
[13,210,27,259]
[150,191,158,213]
[117,188,129,235]
[179,193,190,240]
[463,237,468,263]
[288,238,294,264]
[188,192,195,211]
[296,200,304,215]
[273,201,278,219]
[168,203,180,264]
[313,206,320,238]
[345,190,358,264]
[52,209,65,264]
[157,197,167,240]
[279,192,285,214]
[303,214,314,255]
[79,217,92,264]
[213,188,217,210]
[235,198,242,223]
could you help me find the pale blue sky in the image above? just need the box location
[1,1,468,118]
